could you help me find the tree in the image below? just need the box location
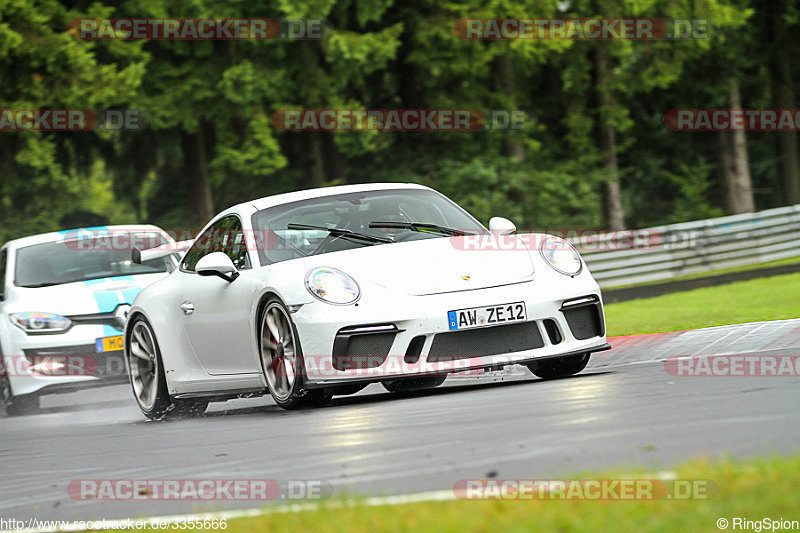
[0,0,146,242]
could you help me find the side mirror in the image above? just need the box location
[489,217,517,236]
[196,252,239,282]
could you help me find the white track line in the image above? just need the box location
[5,469,688,533]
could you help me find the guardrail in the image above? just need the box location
[569,204,800,288]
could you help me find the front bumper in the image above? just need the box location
[293,277,608,387]
[2,323,127,397]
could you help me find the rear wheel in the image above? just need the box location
[127,317,208,420]
[528,353,590,380]
[382,375,446,393]
[259,299,331,409]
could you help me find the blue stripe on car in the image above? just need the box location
[58,226,108,235]
[115,275,144,304]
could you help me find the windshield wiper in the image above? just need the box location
[368,221,472,236]
[286,223,393,244]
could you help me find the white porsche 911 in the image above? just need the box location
[125,183,609,419]
[0,225,179,415]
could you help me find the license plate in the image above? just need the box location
[448,302,527,330]
[96,335,124,353]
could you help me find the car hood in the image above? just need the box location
[8,274,166,316]
[298,236,535,296]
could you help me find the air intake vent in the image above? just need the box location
[427,322,544,362]
[542,319,562,345]
[404,335,426,364]
[560,296,604,340]
[332,325,398,371]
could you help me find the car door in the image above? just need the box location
[178,215,260,375]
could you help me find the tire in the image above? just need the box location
[126,316,208,420]
[0,349,40,416]
[4,393,40,416]
[382,375,446,393]
[528,353,590,380]
[259,298,331,409]
[0,353,13,406]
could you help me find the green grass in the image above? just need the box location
[604,271,800,336]
[603,256,800,290]
[207,454,800,532]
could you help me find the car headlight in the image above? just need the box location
[540,237,583,276]
[305,267,361,305]
[10,312,72,333]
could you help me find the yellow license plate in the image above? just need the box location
[96,335,124,353]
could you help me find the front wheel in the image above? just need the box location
[527,353,590,380]
[0,352,40,416]
[3,393,40,416]
[259,299,331,409]
[126,316,208,420]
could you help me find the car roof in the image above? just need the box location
[247,182,433,212]
[2,224,167,251]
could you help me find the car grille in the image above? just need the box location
[68,311,125,331]
[332,332,395,371]
[426,321,545,362]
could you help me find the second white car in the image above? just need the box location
[0,225,177,415]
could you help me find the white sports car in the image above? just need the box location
[0,225,179,415]
[125,183,609,419]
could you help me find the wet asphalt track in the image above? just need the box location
[1,319,800,522]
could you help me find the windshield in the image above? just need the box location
[14,232,170,287]
[251,188,487,265]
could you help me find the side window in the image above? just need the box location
[218,217,249,270]
[0,248,6,297]
[181,216,249,272]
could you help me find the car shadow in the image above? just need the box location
[4,370,614,421]
[199,369,615,419]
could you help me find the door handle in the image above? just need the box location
[180,302,195,315]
